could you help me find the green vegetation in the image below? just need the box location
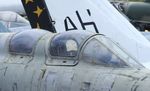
[113,0,144,2]
[129,0,144,1]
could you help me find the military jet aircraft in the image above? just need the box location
[1,0,150,90]
[1,0,150,67]
[2,0,150,69]
[1,0,150,69]
[2,29,150,91]
[20,0,150,69]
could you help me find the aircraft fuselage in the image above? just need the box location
[0,30,150,91]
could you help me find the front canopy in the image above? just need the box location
[9,30,47,55]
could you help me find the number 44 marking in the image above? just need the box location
[64,9,99,33]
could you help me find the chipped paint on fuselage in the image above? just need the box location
[0,30,150,91]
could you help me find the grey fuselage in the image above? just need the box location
[0,30,150,91]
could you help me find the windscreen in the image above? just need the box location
[81,35,143,68]
[81,38,128,68]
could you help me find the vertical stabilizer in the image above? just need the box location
[21,0,56,32]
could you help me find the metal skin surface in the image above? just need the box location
[0,30,150,91]
[0,23,10,32]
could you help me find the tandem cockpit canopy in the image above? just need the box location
[9,30,48,55]
[7,30,143,68]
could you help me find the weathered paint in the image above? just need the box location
[0,30,150,91]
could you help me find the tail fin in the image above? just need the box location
[21,0,56,32]
[44,0,148,41]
